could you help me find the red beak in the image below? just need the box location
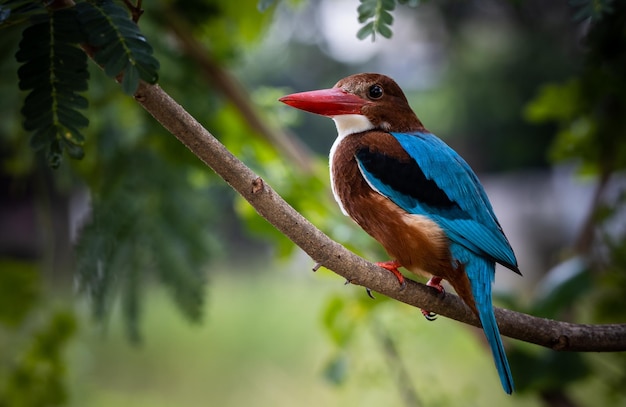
[279,88,368,117]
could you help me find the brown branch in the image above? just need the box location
[121,0,144,23]
[132,80,626,352]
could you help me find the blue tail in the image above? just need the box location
[463,253,515,394]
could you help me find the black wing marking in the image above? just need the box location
[355,148,462,211]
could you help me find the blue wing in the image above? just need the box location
[355,131,519,272]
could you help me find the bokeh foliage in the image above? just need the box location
[0,262,76,407]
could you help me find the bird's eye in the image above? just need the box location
[368,84,383,100]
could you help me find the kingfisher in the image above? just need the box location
[279,73,520,394]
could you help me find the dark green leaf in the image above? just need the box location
[16,7,90,167]
[95,42,126,74]
[15,23,50,62]
[380,9,394,25]
[18,63,50,90]
[77,1,159,93]
[357,0,397,41]
[101,45,130,77]
[57,105,89,129]
[381,0,396,10]
[30,125,56,151]
[62,137,85,159]
[358,1,376,21]
[357,21,375,40]
[378,22,393,38]
[57,92,88,109]
[23,88,53,113]
[23,109,53,131]
[121,63,140,95]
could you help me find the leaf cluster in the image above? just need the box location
[525,0,626,175]
[3,0,159,168]
[74,146,219,342]
[0,263,76,407]
[356,0,421,40]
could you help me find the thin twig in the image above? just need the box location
[121,0,144,23]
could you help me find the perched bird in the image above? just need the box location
[279,73,520,394]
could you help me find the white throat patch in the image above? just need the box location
[331,114,375,139]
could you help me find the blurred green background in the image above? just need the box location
[1,0,626,406]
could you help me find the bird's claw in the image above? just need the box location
[366,287,376,299]
[375,260,406,290]
[421,310,438,321]
[421,276,445,321]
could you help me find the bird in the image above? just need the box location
[279,73,520,394]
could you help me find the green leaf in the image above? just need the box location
[57,105,89,129]
[357,0,377,21]
[357,21,375,40]
[57,92,88,109]
[75,150,215,340]
[356,0,397,41]
[381,0,396,10]
[63,137,85,159]
[100,43,129,77]
[121,63,139,95]
[378,21,393,38]
[380,9,394,25]
[23,108,53,131]
[30,125,56,151]
[76,1,160,95]
[17,57,50,88]
[16,7,90,167]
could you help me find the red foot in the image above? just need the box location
[421,276,445,321]
[375,260,406,289]
[426,276,444,293]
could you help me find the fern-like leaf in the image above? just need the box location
[75,150,213,341]
[16,8,89,168]
[356,0,396,40]
[76,0,159,95]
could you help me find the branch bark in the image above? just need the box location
[133,81,626,353]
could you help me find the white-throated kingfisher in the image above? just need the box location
[279,73,521,394]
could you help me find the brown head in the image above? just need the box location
[279,73,424,135]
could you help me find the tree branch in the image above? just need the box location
[133,81,626,352]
